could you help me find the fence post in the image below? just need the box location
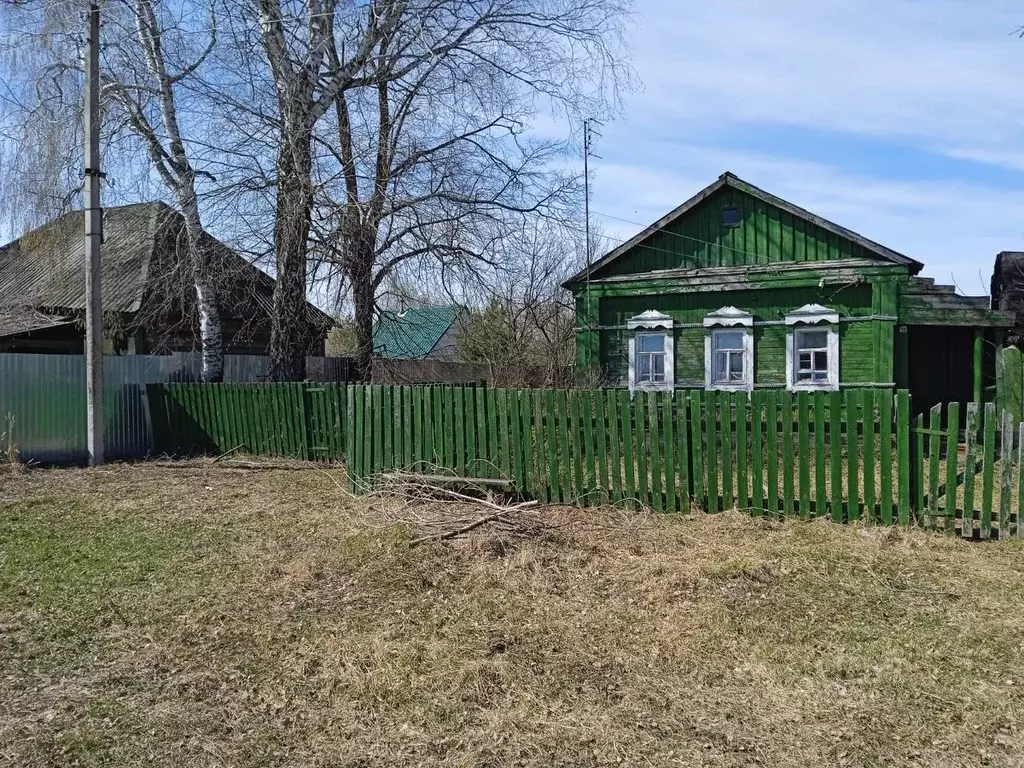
[896,390,911,525]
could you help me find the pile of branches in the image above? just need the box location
[371,471,546,547]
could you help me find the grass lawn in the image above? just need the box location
[2,462,1024,767]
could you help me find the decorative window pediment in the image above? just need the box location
[703,305,754,328]
[627,310,674,330]
[784,303,840,326]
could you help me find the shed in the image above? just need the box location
[564,172,1014,413]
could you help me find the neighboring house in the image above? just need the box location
[372,306,464,360]
[991,252,1024,346]
[0,202,333,355]
[564,172,1014,413]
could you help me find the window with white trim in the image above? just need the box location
[636,332,668,385]
[785,304,840,391]
[627,310,675,392]
[703,306,754,391]
[794,329,829,384]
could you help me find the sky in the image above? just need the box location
[586,0,1024,294]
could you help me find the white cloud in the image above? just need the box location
[622,0,1024,164]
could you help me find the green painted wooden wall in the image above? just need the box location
[594,186,890,276]
[596,284,891,387]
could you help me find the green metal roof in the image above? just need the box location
[372,306,461,359]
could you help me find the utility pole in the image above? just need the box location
[84,0,104,466]
[582,118,601,369]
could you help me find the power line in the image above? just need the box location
[590,207,780,263]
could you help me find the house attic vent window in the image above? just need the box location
[721,207,741,228]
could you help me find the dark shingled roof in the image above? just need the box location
[0,202,333,327]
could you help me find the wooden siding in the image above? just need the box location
[597,284,886,387]
[594,186,888,277]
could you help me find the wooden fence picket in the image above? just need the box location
[720,394,733,510]
[766,391,780,518]
[797,392,810,520]
[1000,410,1014,538]
[690,391,705,510]
[962,402,979,538]
[862,390,877,523]
[751,392,764,516]
[675,391,690,512]
[664,393,677,512]
[1018,422,1024,538]
[926,403,942,527]
[781,391,795,519]
[705,391,719,514]
[982,403,997,539]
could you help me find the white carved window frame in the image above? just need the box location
[703,307,754,392]
[627,311,675,393]
[785,304,840,392]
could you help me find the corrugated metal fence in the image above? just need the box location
[0,353,351,463]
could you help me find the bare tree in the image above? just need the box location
[250,0,404,380]
[310,0,632,379]
[100,0,226,380]
[456,221,585,388]
[0,0,232,380]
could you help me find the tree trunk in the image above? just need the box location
[179,191,224,383]
[268,129,313,382]
[351,254,374,382]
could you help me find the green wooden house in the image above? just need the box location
[565,172,1014,412]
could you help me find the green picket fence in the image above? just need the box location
[345,385,1024,539]
[147,382,349,460]
[147,382,1024,538]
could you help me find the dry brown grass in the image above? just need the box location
[2,461,1024,767]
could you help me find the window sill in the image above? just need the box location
[788,382,839,392]
[633,382,674,393]
[707,382,753,392]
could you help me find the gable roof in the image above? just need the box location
[0,202,333,328]
[372,306,462,359]
[566,172,923,286]
[0,202,164,313]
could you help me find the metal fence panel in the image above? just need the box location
[0,353,350,463]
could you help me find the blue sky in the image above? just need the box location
[587,0,1024,293]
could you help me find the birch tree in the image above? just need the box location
[1,0,229,380]
[100,0,226,381]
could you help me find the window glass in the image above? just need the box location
[798,330,828,349]
[638,334,664,353]
[713,331,744,351]
[711,328,747,385]
[794,329,831,384]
